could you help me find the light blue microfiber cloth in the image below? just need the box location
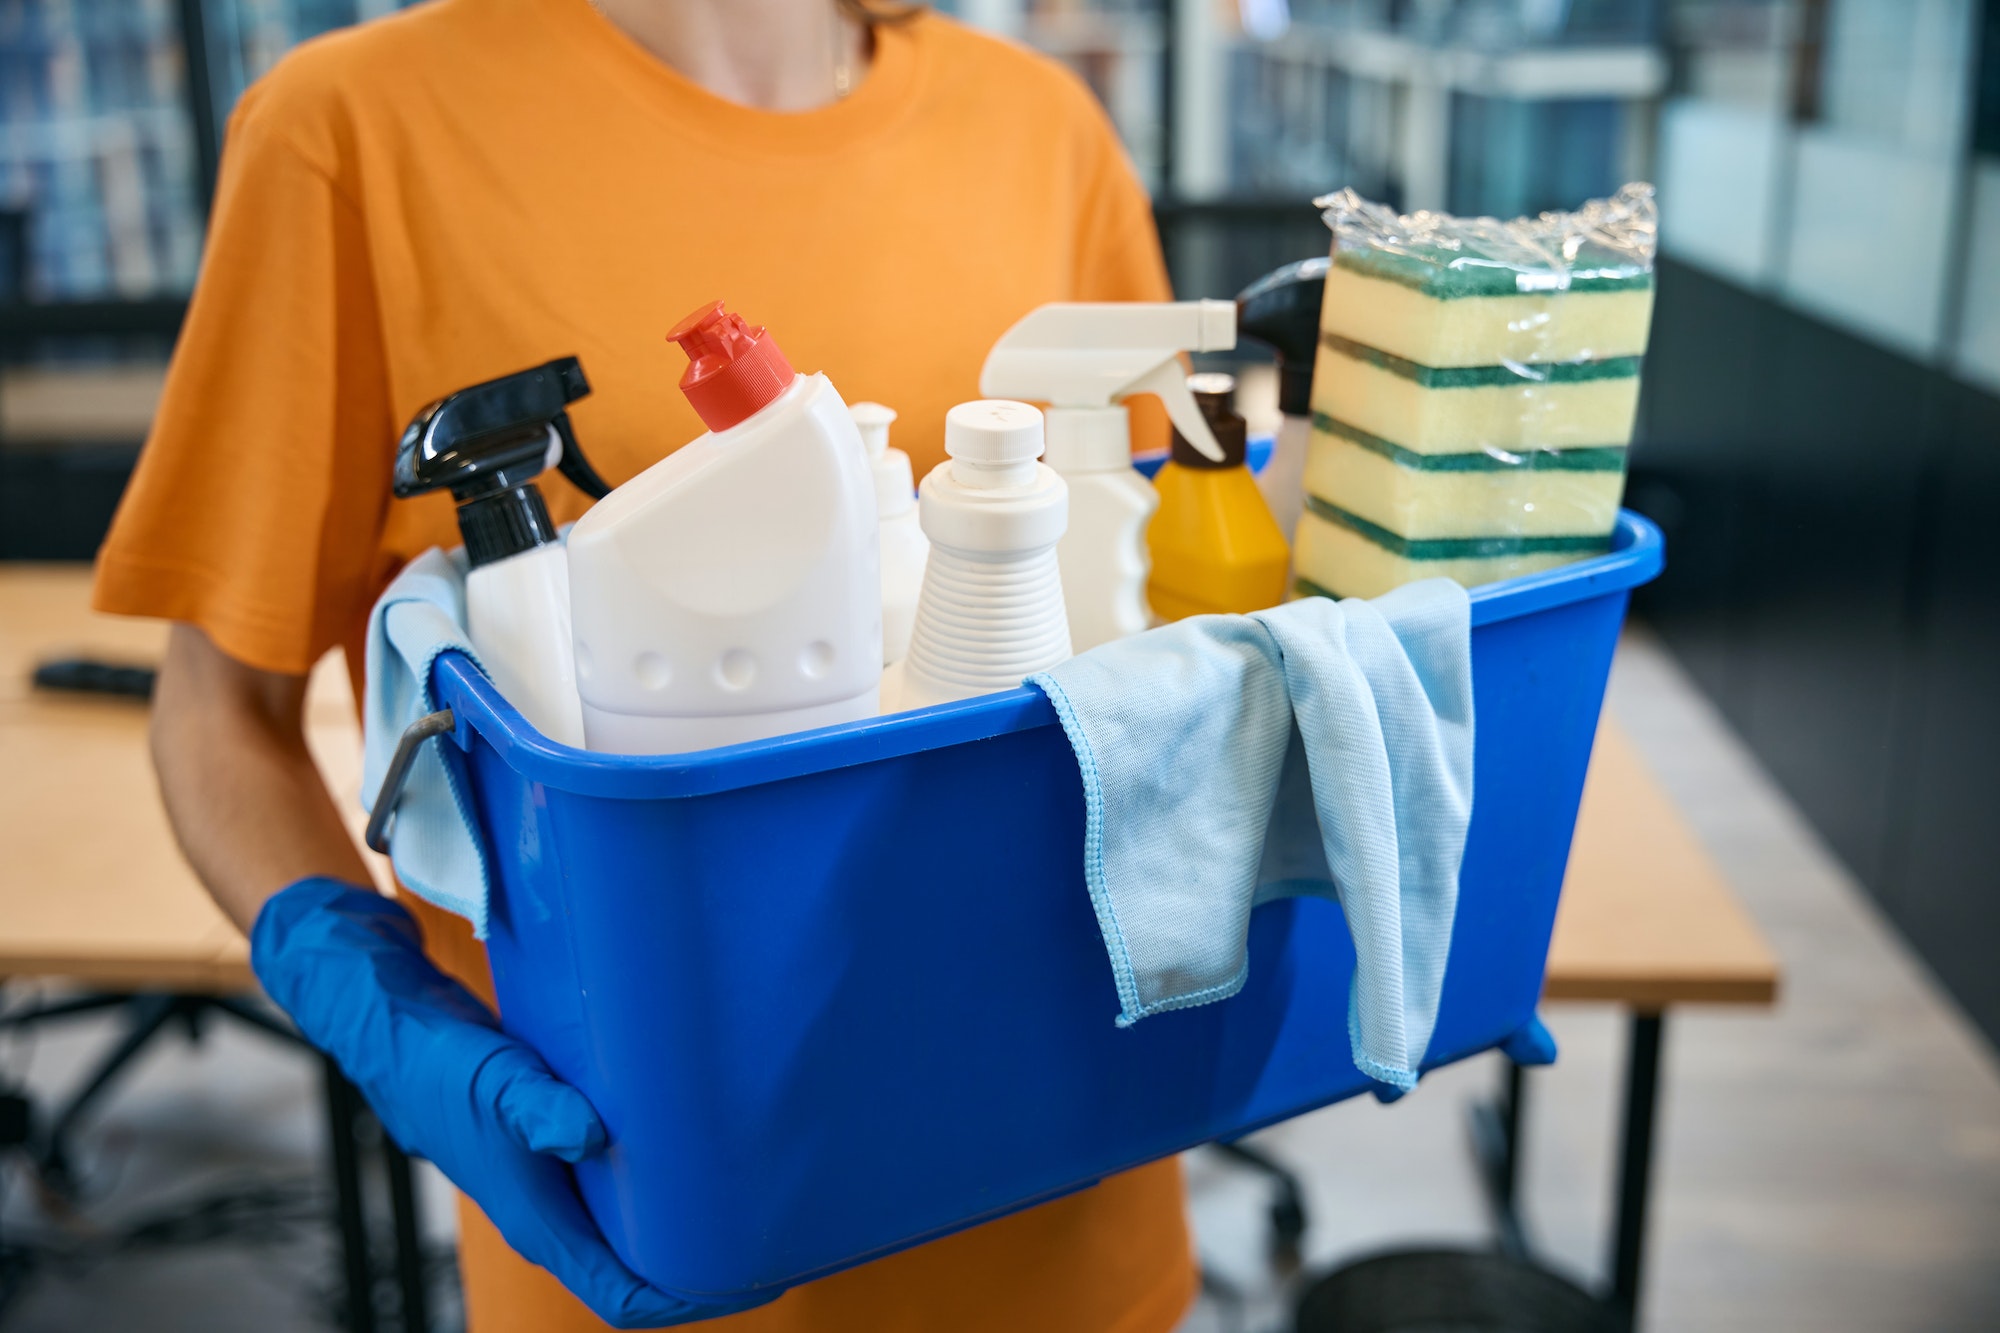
[1025,579,1473,1092]
[360,546,497,938]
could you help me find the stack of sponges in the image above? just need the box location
[1294,185,1657,600]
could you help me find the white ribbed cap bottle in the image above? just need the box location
[884,400,1071,711]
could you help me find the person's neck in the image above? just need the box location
[589,0,868,111]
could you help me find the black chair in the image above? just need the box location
[0,987,434,1332]
[1296,1248,1618,1333]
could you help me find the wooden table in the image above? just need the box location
[0,564,410,1332]
[1481,722,1781,1329]
[1547,724,1778,1009]
[0,567,385,988]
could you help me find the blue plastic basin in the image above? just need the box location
[432,510,1664,1300]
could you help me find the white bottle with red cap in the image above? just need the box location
[565,301,883,754]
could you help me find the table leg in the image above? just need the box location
[1466,1011,1670,1328]
[323,1058,377,1333]
[383,1135,429,1333]
[1468,1056,1531,1261]
[1607,1012,1666,1330]
[1494,1060,1526,1212]
[0,1080,31,1320]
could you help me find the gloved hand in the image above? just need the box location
[252,877,772,1328]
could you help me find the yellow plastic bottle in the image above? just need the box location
[1146,374,1291,621]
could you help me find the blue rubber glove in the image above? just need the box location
[252,877,772,1328]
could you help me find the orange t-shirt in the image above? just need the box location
[93,1,1194,1330]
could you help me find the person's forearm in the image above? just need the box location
[152,623,375,934]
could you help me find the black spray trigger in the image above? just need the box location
[1236,257,1330,419]
[393,355,607,568]
[552,410,611,500]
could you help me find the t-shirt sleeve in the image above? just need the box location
[1067,103,1174,450]
[93,97,395,677]
[1069,104,1171,305]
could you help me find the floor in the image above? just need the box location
[1182,629,2000,1333]
[3,630,1998,1331]
[0,1010,461,1332]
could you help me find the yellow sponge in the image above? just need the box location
[1292,499,1611,601]
[1304,419,1626,540]
[1312,334,1643,455]
[1303,185,1658,592]
[1320,257,1655,368]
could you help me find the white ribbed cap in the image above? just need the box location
[945,400,1043,488]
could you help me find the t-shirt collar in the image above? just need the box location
[534,0,927,156]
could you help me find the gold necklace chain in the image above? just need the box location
[830,3,854,100]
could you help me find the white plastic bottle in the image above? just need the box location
[883,400,1070,711]
[566,302,883,753]
[465,544,585,747]
[980,301,1238,651]
[849,402,929,667]
[392,356,610,748]
[1258,414,1312,547]
[1037,417,1155,652]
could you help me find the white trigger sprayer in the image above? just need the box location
[979,301,1238,651]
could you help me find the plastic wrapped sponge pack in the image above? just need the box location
[1295,183,1657,599]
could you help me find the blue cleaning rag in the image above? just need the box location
[361,546,497,938]
[1025,579,1473,1092]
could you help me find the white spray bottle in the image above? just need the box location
[849,402,929,667]
[392,357,612,747]
[979,301,1237,651]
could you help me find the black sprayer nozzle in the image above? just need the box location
[394,356,606,502]
[1236,257,1329,420]
[1170,373,1247,471]
[394,356,611,569]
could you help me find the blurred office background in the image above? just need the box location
[2,0,1998,1329]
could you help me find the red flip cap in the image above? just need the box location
[667,301,795,432]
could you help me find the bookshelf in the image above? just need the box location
[0,0,396,347]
